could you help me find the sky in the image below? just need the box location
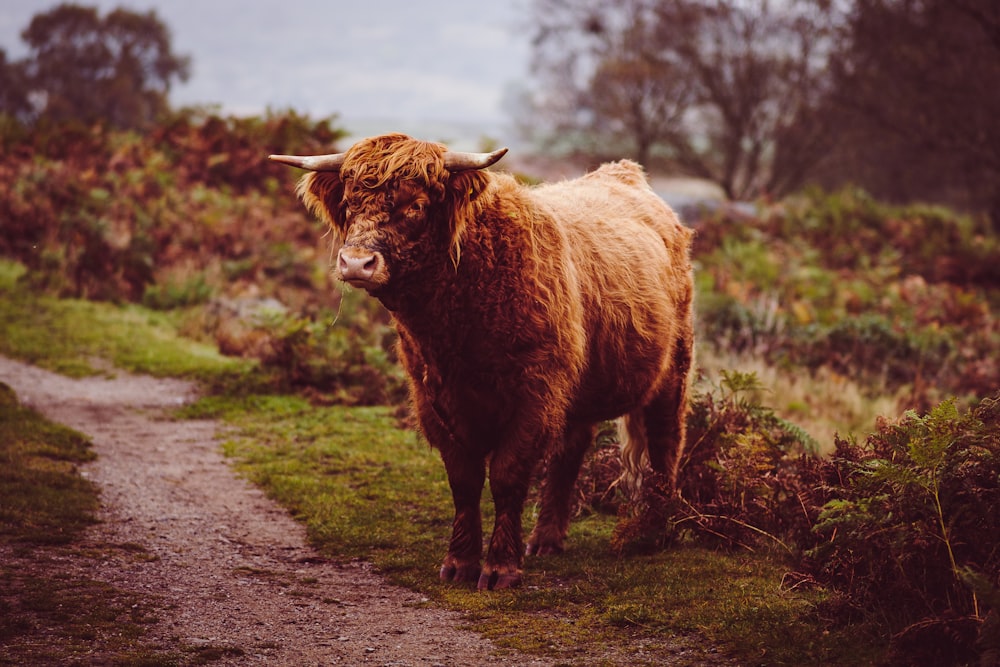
[0,0,534,146]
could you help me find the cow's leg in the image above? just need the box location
[478,430,549,591]
[438,447,486,583]
[525,422,594,556]
[644,334,693,489]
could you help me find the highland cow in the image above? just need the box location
[270,134,694,590]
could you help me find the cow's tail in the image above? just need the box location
[616,414,647,500]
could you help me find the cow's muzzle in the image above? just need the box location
[337,245,387,289]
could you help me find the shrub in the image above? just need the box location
[808,394,1000,663]
[613,370,824,555]
[693,188,1000,407]
[801,313,955,393]
[611,383,1000,664]
[208,290,406,405]
[141,273,213,310]
[754,188,1000,288]
[0,110,342,305]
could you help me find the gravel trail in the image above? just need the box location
[1,355,546,666]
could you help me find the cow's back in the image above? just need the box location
[528,161,694,421]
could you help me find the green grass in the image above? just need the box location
[191,393,883,665]
[0,383,98,546]
[0,259,247,381]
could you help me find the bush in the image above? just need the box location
[207,290,407,405]
[808,397,1000,630]
[605,368,1000,665]
[613,370,824,555]
[693,188,1000,407]
[799,313,955,393]
[257,311,407,405]
[0,110,342,305]
[141,273,213,310]
[761,188,1000,288]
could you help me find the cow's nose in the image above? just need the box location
[338,246,383,285]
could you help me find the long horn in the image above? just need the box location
[443,147,508,171]
[268,152,346,172]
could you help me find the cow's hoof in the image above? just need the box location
[526,526,565,556]
[439,561,481,584]
[477,567,522,591]
[525,540,564,556]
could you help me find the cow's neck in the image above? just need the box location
[383,216,507,349]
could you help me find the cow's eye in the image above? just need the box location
[408,200,426,215]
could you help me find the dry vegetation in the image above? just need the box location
[2,113,1000,664]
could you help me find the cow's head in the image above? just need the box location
[270,133,507,297]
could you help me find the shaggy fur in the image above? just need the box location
[293,133,694,590]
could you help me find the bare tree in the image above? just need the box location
[524,0,834,199]
[823,0,1000,227]
[521,0,664,159]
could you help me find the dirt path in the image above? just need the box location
[0,356,550,666]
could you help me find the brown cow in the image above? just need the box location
[270,134,694,590]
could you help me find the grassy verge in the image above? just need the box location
[0,382,182,665]
[0,383,98,547]
[0,259,248,382]
[186,394,882,665]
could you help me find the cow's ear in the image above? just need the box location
[297,172,347,241]
[443,170,490,267]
